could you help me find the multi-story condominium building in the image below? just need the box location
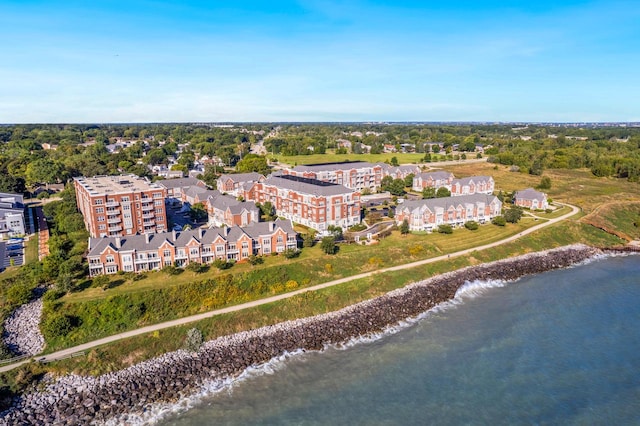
[412,171,455,191]
[395,194,502,232]
[450,176,495,196]
[514,188,549,210]
[0,193,25,239]
[283,161,385,192]
[217,172,265,197]
[246,174,361,232]
[87,219,298,275]
[205,191,260,228]
[74,175,168,238]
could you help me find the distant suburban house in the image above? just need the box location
[514,188,549,210]
[217,173,265,197]
[412,171,455,191]
[450,176,495,196]
[86,219,298,275]
[395,194,502,232]
[0,193,25,239]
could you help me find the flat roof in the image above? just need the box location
[75,175,165,196]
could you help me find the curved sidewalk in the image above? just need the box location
[0,203,579,373]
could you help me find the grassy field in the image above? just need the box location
[580,202,640,241]
[272,151,433,167]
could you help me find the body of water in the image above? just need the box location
[157,254,640,425]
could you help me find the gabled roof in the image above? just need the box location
[87,219,297,256]
[452,175,494,186]
[515,188,546,202]
[218,172,264,184]
[157,177,205,190]
[415,171,454,180]
[399,193,501,214]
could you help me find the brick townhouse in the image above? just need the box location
[74,175,168,238]
[395,193,502,231]
[87,219,298,275]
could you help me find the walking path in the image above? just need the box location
[0,203,580,373]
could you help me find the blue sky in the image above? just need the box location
[1,0,638,123]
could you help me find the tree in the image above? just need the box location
[464,221,479,230]
[303,233,316,248]
[189,203,208,222]
[436,187,451,198]
[283,248,301,259]
[390,156,399,166]
[403,173,415,188]
[235,154,270,175]
[538,176,552,190]
[321,236,337,254]
[400,219,410,235]
[504,207,523,223]
[422,187,436,199]
[257,201,275,220]
[327,225,343,241]
[25,158,63,186]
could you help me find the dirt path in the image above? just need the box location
[0,203,580,373]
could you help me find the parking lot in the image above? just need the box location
[0,238,24,270]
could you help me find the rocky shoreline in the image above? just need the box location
[0,244,633,425]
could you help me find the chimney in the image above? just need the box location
[199,228,204,239]
[115,236,121,249]
[145,233,151,244]
[172,230,177,240]
[270,221,275,232]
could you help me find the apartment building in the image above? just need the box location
[246,174,361,232]
[0,193,25,239]
[450,176,495,196]
[158,177,206,199]
[514,188,549,210]
[74,175,168,238]
[87,219,298,275]
[395,193,502,231]
[283,161,385,192]
[205,191,260,228]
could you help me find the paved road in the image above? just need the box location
[0,202,579,373]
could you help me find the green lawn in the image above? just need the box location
[272,151,437,167]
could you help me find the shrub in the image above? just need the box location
[504,207,524,224]
[6,284,32,306]
[132,273,147,281]
[213,258,235,270]
[184,328,204,352]
[186,262,209,274]
[285,280,299,290]
[91,275,110,289]
[348,223,367,232]
[408,245,425,256]
[321,236,337,255]
[161,265,182,276]
[41,314,77,339]
[492,216,506,226]
[438,224,453,234]
[302,233,315,248]
[283,248,301,259]
[464,221,479,231]
[248,255,264,265]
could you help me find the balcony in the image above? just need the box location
[106,201,119,208]
[142,204,154,211]
[143,219,155,226]
[142,212,155,219]
[108,225,122,232]
[107,217,121,224]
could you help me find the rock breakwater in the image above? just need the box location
[0,245,612,425]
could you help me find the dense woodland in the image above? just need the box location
[1,123,640,196]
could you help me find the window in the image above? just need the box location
[177,249,186,257]
[98,224,106,230]
[163,250,171,258]
[153,192,162,198]
[155,200,163,206]
[123,204,130,211]
[97,216,105,222]
[241,241,249,249]
[277,235,283,243]
[155,209,163,215]
[96,207,104,214]
[106,255,115,263]
[121,196,130,202]
[262,238,270,247]
[190,248,199,256]
[122,255,132,263]
[94,199,103,205]
[106,265,118,274]
[216,245,225,253]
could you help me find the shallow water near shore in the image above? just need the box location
[158,254,640,425]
